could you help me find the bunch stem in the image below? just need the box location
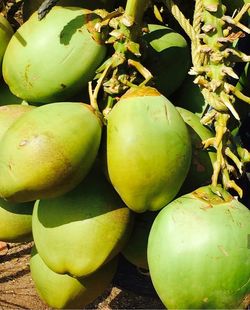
[164,0,250,197]
[124,0,150,30]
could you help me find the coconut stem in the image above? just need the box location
[124,0,150,32]
[199,0,247,196]
[164,0,250,197]
[90,0,152,101]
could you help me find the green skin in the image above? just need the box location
[122,211,158,270]
[148,185,250,309]
[171,75,207,118]
[177,107,216,195]
[237,62,250,96]
[121,107,215,269]
[246,63,250,93]
[142,24,191,97]
[0,15,13,71]
[32,167,133,277]
[0,79,23,105]
[0,102,102,202]
[106,87,192,213]
[0,198,33,242]
[30,247,118,309]
[0,104,35,140]
[23,0,116,21]
[3,6,106,103]
[230,62,250,124]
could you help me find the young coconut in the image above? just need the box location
[106,86,192,213]
[30,247,118,309]
[148,185,250,309]
[3,6,107,103]
[176,107,216,195]
[0,104,35,140]
[0,198,33,243]
[0,102,102,202]
[22,0,116,21]
[122,211,158,270]
[32,166,133,277]
[142,24,191,97]
[0,14,13,72]
[0,79,23,105]
[171,75,207,118]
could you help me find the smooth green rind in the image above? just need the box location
[106,87,192,213]
[233,62,250,123]
[143,24,191,96]
[23,0,115,21]
[171,75,207,118]
[32,167,133,277]
[177,107,216,194]
[148,185,250,309]
[30,247,118,309]
[0,104,35,140]
[122,211,158,269]
[237,62,250,96]
[0,15,13,71]
[0,79,23,105]
[0,102,102,202]
[0,198,33,242]
[3,6,106,103]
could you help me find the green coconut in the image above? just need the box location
[237,62,250,98]
[232,62,250,123]
[176,107,216,194]
[32,166,133,277]
[0,102,102,202]
[0,79,23,105]
[3,6,106,103]
[122,211,158,270]
[30,247,118,309]
[106,86,192,213]
[142,24,191,96]
[22,0,115,21]
[0,14,13,71]
[171,75,207,118]
[0,198,33,242]
[148,185,250,309]
[0,104,35,140]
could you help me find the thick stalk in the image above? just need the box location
[165,0,250,196]
[123,0,150,42]
[202,0,225,90]
[124,0,150,27]
[91,0,152,109]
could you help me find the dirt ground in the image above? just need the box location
[0,242,165,310]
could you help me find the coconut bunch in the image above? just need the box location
[0,0,249,308]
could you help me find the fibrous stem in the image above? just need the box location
[164,0,250,196]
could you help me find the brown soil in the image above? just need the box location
[0,242,165,309]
